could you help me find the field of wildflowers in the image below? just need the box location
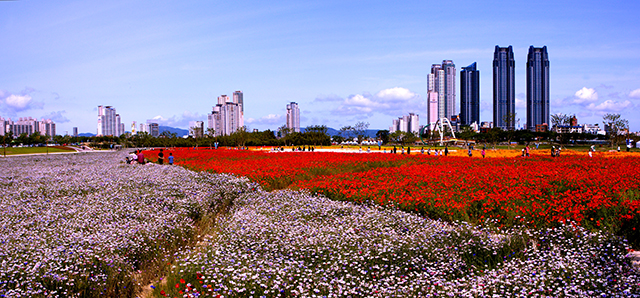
[168,147,640,244]
[2,149,639,297]
[158,189,639,297]
[0,152,255,297]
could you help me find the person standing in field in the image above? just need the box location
[407,146,410,155]
[468,147,472,157]
[481,148,485,158]
[158,149,164,165]
[444,145,448,156]
[525,145,530,157]
[168,152,174,165]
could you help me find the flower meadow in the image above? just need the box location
[1,150,639,297]
[0,152,255,297]
[167,148,640,244]
[159,189,640,297]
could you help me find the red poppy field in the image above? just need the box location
[153,147,640,244]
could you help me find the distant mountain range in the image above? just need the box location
[159,126,189,137]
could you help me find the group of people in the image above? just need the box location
[125,149,173,165]
[521,145,531,157]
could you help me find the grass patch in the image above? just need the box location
[1,146,76,155]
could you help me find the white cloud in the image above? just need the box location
[629,88,640,99]
[586,100,632,112]
[573,87,598,104]
[515,97,526,108]
[42,110,70,123]
[246,114,284,125]
[147,111,206,128]
[375,87,417,100]
[5,94,33,110]
[331,87,424,117]
[0,89,43,114]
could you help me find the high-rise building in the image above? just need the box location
[442,60,456,119]
[390,113,419,134]
[188,121,204,138]
[409,113,420,134]
[493,46,516,130]
[286,102,300,133]
[149,123,159,137]
[97,105,118,136]
[38,119,56,138]
[234,91,244,127]
[115,114,124,136]
[139,123,149,134]
[428,61,456,120]
[208,93,243,136]
[428,65,444,119]
[526,46,550,131]
[427,91,439,131]
[73,127,78,137]
[0,116,55,140]
[460,62,480,126]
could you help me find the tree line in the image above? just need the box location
[1,114,632,149]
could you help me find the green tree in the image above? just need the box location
[231,126,249,147]
[339,125,354,141]
[16,133,29,146]
[602,113,629,147]
[353,121,370,144]
[376,130,390,145]
[332,135,345,144]
[551,113,570,145]
[389,131,403,145]
[1,131,13,157]
[303,125,331,146]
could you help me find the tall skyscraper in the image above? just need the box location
[428,61,456,120]
[233,91,244,127]
[526,46,550,131]
[208,93,243,136]
[441,60,456,119]
[286,102,300,133]
[427,91,439,131]
[97,105,117,136]
[493,46,516,130]
[115,114,124,136]
[149,123,160,137]
[460,62,480,126]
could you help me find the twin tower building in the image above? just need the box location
[427,45,550,131]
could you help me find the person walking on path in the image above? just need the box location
[158,149,164,165]
[168,152,174,165]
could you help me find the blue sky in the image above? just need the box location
[1,0,639,134]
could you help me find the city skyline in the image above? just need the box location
[1,1,639,134]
